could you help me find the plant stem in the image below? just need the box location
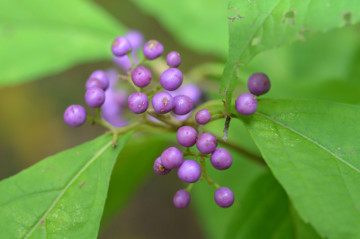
[200,157,220,188]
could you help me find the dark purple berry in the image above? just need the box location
[89,70,109,90]
[111,36,132,57]
[235,93,257,115]
[153,157,171,175]
[177,160,201,183]
[177,84,202,105]
[166,51,181,67]
[160,147,184,169]
[195,109,211,125]
[160,68,183,91]
[248,73,271,96]
[177,126,197,147]
[210,148,232,170]
[173,95,193,115]
[143,40,164,60]
[128,92,148,114]
[131,66,152,87]
[196,132,217,154]
[64,105,87,127]
[126,30,144,50]
[85,78,103,90]
[214,187,234,208]
[85,87,105,108]
[173,189,191,208]
[152,92,174,114]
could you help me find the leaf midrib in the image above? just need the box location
[23,140,113,239]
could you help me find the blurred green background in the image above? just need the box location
[1,0,360,238]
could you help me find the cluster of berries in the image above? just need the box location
[63,29,271,210]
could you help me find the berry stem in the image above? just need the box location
[126,72,140,92]
[200,157,220,189]
[185,183,194,192]
[183,151,209,158]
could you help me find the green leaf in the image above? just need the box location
[221,0,360,111]
[0,133,130,239]
[235,99,360,239]
[0,0,125,87]
[225,171,321,239]
[132,0,228,58]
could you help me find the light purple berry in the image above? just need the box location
[196,132,217,154]
[177,84,202,105]
[160,68,183,91]
[235,93,257,115]
[111,36,132,57]
[85,87,105,108]
[152,92,174,114]
[64,105,87,127]
[166,51,181,67]
[173,95,193,115]
[126,30,144,50]
[89,70,109,90]
[153,157,171,175]
[101,89,128,127]
[85,78,103,90]
[174,111,192,121]
[177,160,201,183]
[128,92,148,114]
[160,147,184,169]
[214,187,234,208]
[177,126,197,147]
[195,109,211,125]
[113,55,132,73]
[131,66,152,88]
[210,148,233,170]
[248,73,270,96]
[173,190,191,208]
[143,40,164,60]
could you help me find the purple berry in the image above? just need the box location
[89,70,109,90]
[210,148,233,170]
[177,126,197,147]
[214,187,234,208]
[126,30,144,50]
[166,51,181,67]
[152,92,174,114]
[131,66,152,87]
[174,111,192,121]
[160,68,183,91]
[64,105,87,127]
[85,87,105,108]
[177,84,202,105]
[85,78,103,90]
[160,147,184,169]
[173,95,193,115]
[101,89,128,127]
[153,157,171,175]
[143,40,164,60]
[177,160,201,183]
[235,93,257,115]
[128,92,148,114]
[248,73,271,96]
[196,132,217,154]
[111,36,132,57]
[113,55,132,73]
[195,109,211,125]
[173,190,191,208]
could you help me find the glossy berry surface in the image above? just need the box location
[195,109,211,125]
[128,92,148,114]
[85,78,103,90]
[111,36,132,57]
[131,66,152,87]
[177,84,202,105]
[166,51,181,67]
[153,157,171,175]
[176,126,197,147]
[248,73,271,96]
[235,93,257,115]
[173,95,193,115]
[160,68,183,91]
[173,190,191,208]
[152,92,173,114]
[89,70,109,90]
[210,148,233,170]
[214,187,234,208]
[196,132,217,154]
[143,40,164,60]
[64,105,87,127]
[160,147,184,169]
[85,87,105,108]
[177,160,201,183]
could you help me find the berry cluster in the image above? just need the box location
[63,29,271,210]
